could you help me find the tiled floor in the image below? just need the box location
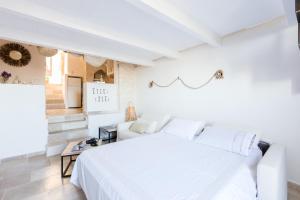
[0,154,299,200]
[289,182,300,200]
[0,155,85,200]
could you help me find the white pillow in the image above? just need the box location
[156,114,171,132]
[140,114,171,132]
[146,121,157,133]
[162,118,206,140]
[129,119,157,134]
[195,126,256,156]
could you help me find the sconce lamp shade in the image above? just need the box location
[37,46,58,57]
[84,55,107,67]
[126,105,137,122]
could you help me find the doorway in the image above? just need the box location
[66,76,82,108]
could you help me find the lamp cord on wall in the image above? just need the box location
[149,69,224,90]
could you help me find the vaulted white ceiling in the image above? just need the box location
[0,0,292,66]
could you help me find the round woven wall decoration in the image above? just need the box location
[0,43,31,67]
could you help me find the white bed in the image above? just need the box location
[71,133,263,200]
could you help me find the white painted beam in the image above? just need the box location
[0,2,179,59]
[0,9,154,67]
[125,0,221,47]
[0,31,155,67]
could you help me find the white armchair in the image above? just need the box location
[117,114,171,141]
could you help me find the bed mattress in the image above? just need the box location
[71,133,262,200]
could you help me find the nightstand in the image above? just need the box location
[99,126,117,143]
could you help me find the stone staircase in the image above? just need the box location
[46,84,65,110]
[46,113,88,156]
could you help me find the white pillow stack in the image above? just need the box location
[162,118,206,140]
[195,126,257,156]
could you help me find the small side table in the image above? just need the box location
[99,126,117,143]
[61,140,100,178]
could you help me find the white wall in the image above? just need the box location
[87,113,124,138]
[136,25,300,184]
[86,62,137,137]
[118,63,137,111]
[0,84,48,159]
[0,40,46,85]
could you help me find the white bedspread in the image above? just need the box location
[71,133,261,200]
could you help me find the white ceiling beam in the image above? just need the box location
[0,9,154,67]
[125,0,222,47]
[0,2,179,59]
[0,28,155,67]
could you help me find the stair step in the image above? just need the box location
[46,89,63,92]
[46,99,64,104]
[46,94,64,99]
[46,109,83,116]
[52,90,63,94]
[46,103,65,110]
[48,120,87,133]
[46,84,63,90]
[48,113,86,124]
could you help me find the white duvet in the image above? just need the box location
[71,133,261,200]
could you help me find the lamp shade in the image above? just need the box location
[126,105,137,122]
[37,46,58,57]
[84,55,106,67]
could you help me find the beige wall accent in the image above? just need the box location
[118,62,137,113]
[0,40,46,85]
[65,53,86,78]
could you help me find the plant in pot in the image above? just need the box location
[1,71,12,83]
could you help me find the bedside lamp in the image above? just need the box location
[126,102,137,122]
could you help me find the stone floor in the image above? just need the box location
[0,154,299,200]
[0,155,85,200]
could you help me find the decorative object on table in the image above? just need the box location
[37,46,58,57]
[0,71,11,83]
[0,43,31,67]
[149,69,224,89]
[85,138,99,146]
[71,138,100,152]
[126,102,137,122]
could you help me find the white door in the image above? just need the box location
[67,76,82,108]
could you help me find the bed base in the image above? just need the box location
[257,143,287,200]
